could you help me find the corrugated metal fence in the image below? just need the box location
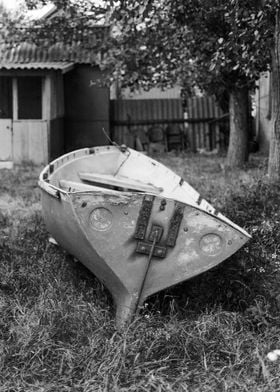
[110,96,228,151]
[186,96,227,151]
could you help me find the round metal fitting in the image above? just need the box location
[90,207,113,231]
[199,233,223,256]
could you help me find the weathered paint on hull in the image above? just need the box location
[40,188,249,326]
[39,146,251,325]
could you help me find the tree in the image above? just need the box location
[97,0,274,168]
[0,1,27,44]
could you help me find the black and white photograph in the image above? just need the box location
[0,1,279,391]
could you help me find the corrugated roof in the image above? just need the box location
[0,41,99,70]
[0,62,75,72]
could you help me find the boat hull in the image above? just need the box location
[40,183,249,325]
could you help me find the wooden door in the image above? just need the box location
[0,119,12,161]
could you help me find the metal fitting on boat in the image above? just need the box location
[120,144,128,153]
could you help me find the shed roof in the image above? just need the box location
[0,41,99,71]
[0,61,75,73]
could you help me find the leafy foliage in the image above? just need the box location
[0,2,27,45]
[97,0,276,96]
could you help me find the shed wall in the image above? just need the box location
[49,72,64,159]
[64,65,110,151]
[50,71,64,119]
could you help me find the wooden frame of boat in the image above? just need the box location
[39,145,251,326]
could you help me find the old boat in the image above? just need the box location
[39,145,250,325]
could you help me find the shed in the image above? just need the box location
[0,40,110,166]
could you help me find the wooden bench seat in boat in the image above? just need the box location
[59,179,118,194]
[78,172,163,194]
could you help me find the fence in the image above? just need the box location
[186,96,226,151]
[110,97,228,152]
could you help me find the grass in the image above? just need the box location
[1,153,280,391]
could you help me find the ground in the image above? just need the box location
[1,152,280,391]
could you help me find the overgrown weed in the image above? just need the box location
[1,154,280,391]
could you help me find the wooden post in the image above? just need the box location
[12,78,17,120]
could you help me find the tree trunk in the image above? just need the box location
[268,10,280,181]
[226,87,249,168]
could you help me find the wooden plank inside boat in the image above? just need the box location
[59,179,119,194]
[79,172,163,193]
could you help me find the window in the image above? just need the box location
[18,77,42,119]
[0,76,12,119]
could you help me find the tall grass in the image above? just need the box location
[1,154,280,391]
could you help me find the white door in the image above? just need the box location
[0,119,12,161]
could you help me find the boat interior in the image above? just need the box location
[40,145,219,215]
[42,146,180,196]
